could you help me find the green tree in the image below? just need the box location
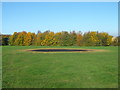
[9,32,18,45]
[2,35,10,46]
[60,31,71,46]
[76,31,82,46]
[69,31,77,46]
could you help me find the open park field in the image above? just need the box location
[2,46,118,88]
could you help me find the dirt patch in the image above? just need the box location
[21,48,108,53]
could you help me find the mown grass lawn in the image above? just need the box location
[0,47,2,89]
[2,46,118,88]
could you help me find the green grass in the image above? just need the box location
[2,46,118,88]
[0,46,2,89]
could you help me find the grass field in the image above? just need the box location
[0,47,2,89]
[2,46,118,88]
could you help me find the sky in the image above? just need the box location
[2,2,118,36]
[1,0,119,2]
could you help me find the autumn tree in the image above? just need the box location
[36,33,43,46]
[76,31,82,46]
[54,32,62,46]
[97,32,113,46]
[82,31,99,46]
[4,31,115,46]
[24,32,33,46]
[111,37,118,46]
[31,33,36,45]
[41,32,58,46]
[14,31,27,46]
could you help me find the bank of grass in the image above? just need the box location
[0,46,2,89]
[2,46,118,88]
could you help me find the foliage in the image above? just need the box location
[9,32,18,45]
[54,32,62,46]
[60,31,72,46]
[14,31,27,46]
[69,31,77,46]
[1,35,10,45]
[2,30,118,46]
[97,32,113,46]
[76,31,82,46]
[24,32,36,46]
[41,32,58,46]
[118,36,120,46]
[111,37,118,46]
[82,32,99,46]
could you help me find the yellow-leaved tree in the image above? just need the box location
[14,31,27,46]
[24,32,33,46]
[41,32,57,46]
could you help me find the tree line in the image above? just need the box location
[1,31,119,46]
